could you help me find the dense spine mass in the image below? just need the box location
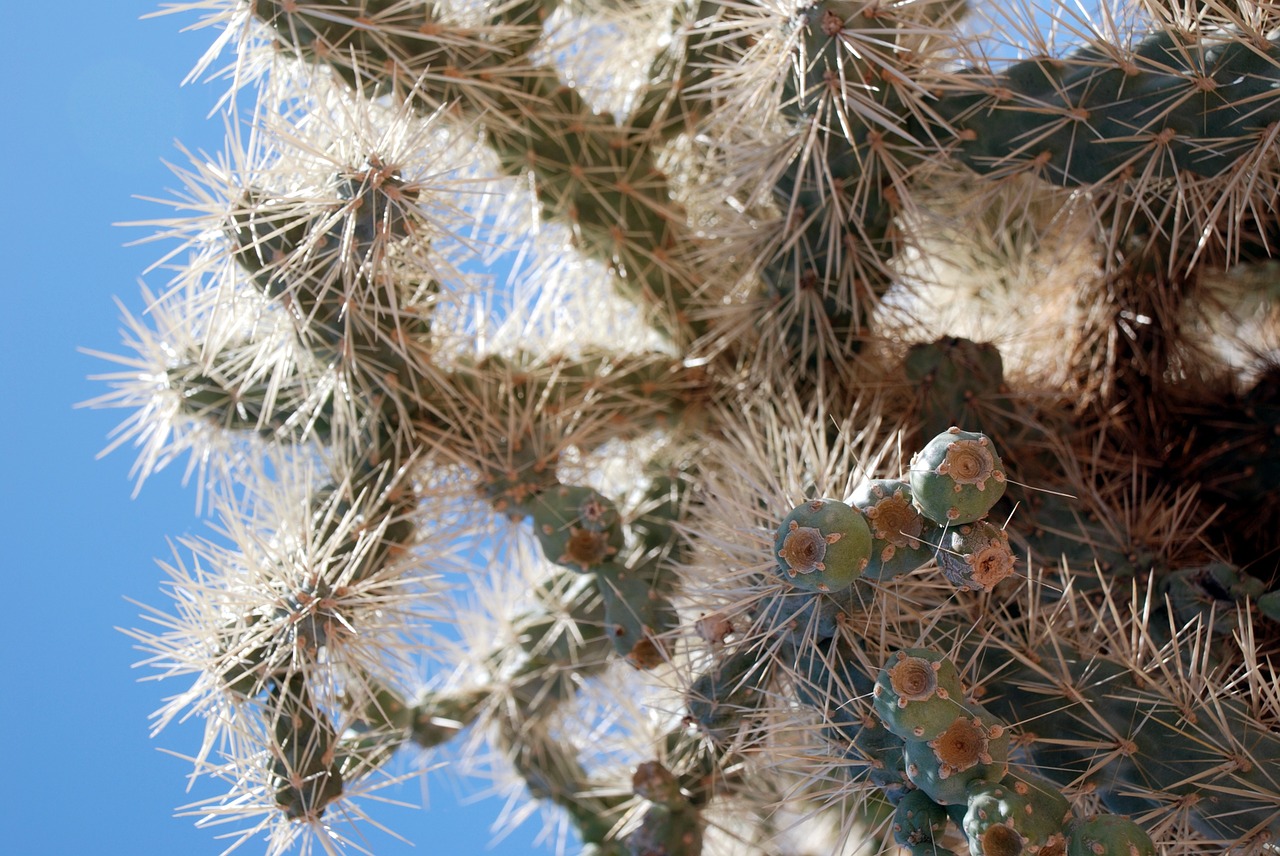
[101,0,1280,854]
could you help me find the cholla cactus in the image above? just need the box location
[97,0,1280,853]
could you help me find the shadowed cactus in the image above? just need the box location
[96,0,1280,853]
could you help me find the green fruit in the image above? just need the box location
[874,648,967,741]
[963,773,1070,856]
[1065,814,1155,856]
[910,428,1007,525]
[894,787,950,849]
[530,485,624,572]
[904,703,1010,805]
[851,479,937,581]
[774,498,872,592]
[936,520,1016,592]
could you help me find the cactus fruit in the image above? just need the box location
[1064,815,1155,856]
[874,649,967,741]
[852,479,937,581]
[902,706,1011,805]
[962,775,1070,856]
[935,520,1016,593]
[530,485,625,573]
[910,429,1008,525]
[774,499,872,592]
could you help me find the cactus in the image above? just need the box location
[98,0,1280,854]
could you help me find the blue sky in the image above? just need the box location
[0,3,548,853]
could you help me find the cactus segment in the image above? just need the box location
[1158,562,1266,636]
[935,32,1280,188]
[774,498,872,592]
[852,479,937,581]
[905,338,1011,440]
[874,649,968,741]
[910,429,1008,526]
[894,788,950,850]
[269,678,345,819]
[629,762,703,856]
[853,711,913,803]
[903,704,1011,805]
[936,520,1016,592]
[531,485,625,573]
[686,648,768,744]
[597,567,676,668]
[756,583,862,642]
[409,689,487,750]
[1064,815,1155,856]
[963,775,1070,856]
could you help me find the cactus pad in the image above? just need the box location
[1065,814,1155,856]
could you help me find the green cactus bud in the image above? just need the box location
[904,703,1011,805]
[1065,815,1155,856]
[893,787,950,850]
[774,498,872,592]
[852,479,938,581]
[874,648,968,741]
[531,485,624,572]
[936,520,1016,593]
[910,428,1007,525]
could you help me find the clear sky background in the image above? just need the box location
[1,3,549,854]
